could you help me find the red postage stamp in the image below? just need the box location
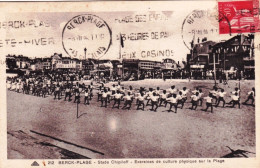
[218,0,260,34]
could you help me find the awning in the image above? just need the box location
[190,65,205,69]
[244,65,255,69]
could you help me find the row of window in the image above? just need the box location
[57,65,82,68]
[54,60,81,64]
[139,63,155,66]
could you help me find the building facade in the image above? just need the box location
[51,54,82,71]
[189,39,216,71]
[209,34,254,76]
[15,55,31,69]
[186,34,255,79]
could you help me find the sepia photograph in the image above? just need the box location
[0,0,259,167]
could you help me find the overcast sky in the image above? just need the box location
[1,1,235,61]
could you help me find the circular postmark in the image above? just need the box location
[218,10,232,35]
[181,9,231,50]
[62,14,112,59]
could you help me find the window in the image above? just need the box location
[63,60,69,64]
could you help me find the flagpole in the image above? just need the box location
[119,33,124,79]
[119,34,121,60]
[213,53,217,87]
[76,100,79,118]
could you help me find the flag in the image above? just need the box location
[120,33,124,48]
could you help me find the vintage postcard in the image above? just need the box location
[0,0,259,168]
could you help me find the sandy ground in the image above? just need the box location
[7,130,88,159]
[7,79,256,159]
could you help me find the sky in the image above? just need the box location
[1,1,235,62]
